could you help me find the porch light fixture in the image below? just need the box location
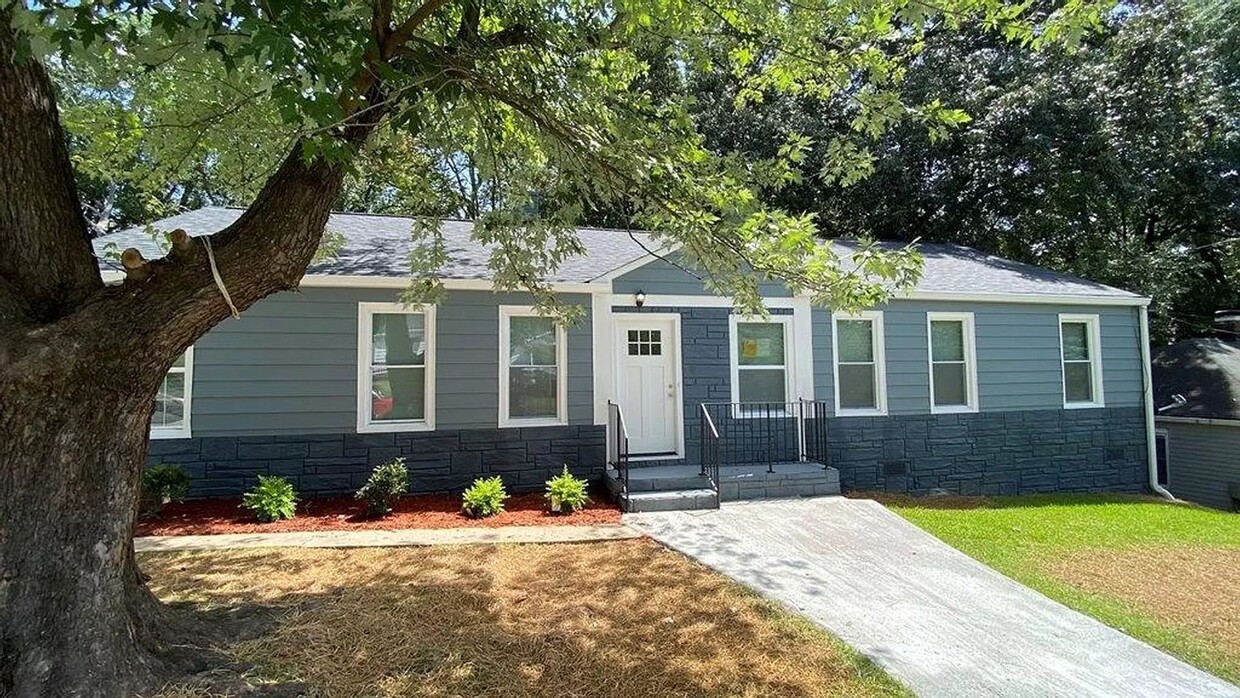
[634,290,646,308]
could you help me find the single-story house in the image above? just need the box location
[97,207,1162,511]
[1152,312,1240,511]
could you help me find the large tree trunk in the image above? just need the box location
[0,23,381,696]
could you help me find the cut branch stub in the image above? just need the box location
[120,248,150,282]
[167,228,198,263]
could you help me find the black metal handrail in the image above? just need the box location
[699,399,830,474]
[606,400,630,496]
[699,404,721,506]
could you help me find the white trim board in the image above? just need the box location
[1058,313,1105,410]
[150,346,194,440]
[497,305,569,428]
[831,310,888,417]
[356,302,437,434]
[926,311,979,415]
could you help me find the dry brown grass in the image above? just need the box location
[1045,545,1240,668]
[144,540,906,698]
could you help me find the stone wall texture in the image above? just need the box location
[825,406,1148,495]
[148,425,606,498]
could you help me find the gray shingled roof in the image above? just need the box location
[94,206,1142,300]
[1153,338,1240,421]
[93,207,656,283]
[831,240,1141,300]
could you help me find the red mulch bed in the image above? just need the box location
[137,492,621,537]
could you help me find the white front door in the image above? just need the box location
[615,316,681,456]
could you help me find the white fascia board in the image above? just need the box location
[300,275,607,294]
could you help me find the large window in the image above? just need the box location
[927,312,978,413]
[499,306,567,427]
[832,311,887,415]
[357,303,436,433]
[729,316,793,407]
[1059,314,1104,408]
[151,348,193,439]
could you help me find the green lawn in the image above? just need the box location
[879,493,1240,684]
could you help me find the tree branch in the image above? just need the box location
[384,0,453,58]
[0,10,103,322]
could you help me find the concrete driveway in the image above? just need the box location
[626,497,1240,698]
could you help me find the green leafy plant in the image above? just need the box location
[139,464,190,517]
[545,465,589,514]
[356,458,409,518]
[461,476,508,518]
[242,475,297,523]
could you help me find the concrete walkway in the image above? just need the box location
[626,497,1240,698]
[136,523,640,552]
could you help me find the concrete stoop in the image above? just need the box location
[606,462,840,512]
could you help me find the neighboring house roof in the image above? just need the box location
[93,206,1142,301]
[1153,338,1240,421]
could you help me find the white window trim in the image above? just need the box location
[151,346,194,440]
[1058,313,1105,409]
[728,314,796,416]
[926,312,979,414]
[356,302,437,434]
[832,311,888,417]
[498,305,569,428]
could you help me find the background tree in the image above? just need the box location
[685,0,1240,343]
[1,0,1104,694]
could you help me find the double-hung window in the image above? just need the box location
[832,311,887,415]
[1059,314,1104,408]
[499,306,567,427]
[730,315,793,409]
[151,348,193,439]
[927,312,978,413]
[358,303,436,432]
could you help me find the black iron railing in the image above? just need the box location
[607,400,630,496]
[699,404,721,506]
[699,400,830,474]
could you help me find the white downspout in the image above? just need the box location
[1139,304,1176,500]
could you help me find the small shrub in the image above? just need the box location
[242,475,297,523]
[461,476,508,518]
[356,458,409,517]
[140,464,190,517]
[545,465,589,514]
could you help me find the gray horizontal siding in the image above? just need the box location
[189,287,592,436]
[1158,420,1240,510]
[612,255,792,297]
[812,300,1143,414]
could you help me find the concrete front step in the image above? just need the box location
[621,488,719,513]
[606,462,840,512]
